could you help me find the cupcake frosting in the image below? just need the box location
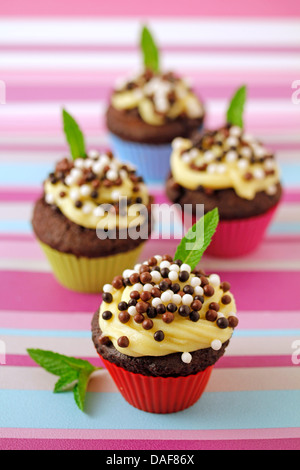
[111,70,204,126]
[43,150,150,230]
[99,255,238,359]
[170,125,280,200]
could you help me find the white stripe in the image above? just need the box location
[3,149,299,164]
[0,19,300,46]
[0,99,298,119]
[0,51,298,71]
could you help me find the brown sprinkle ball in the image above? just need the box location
[140,265,151,274]
[151,287,161,298]
[189,311,200,322]
[130,291,140,300]
[140,291,151,302]
[148,257,158,267]
[191,300,202,311]
[142,319,154,330]
[206,309,218,322]
[217,317,229,329]
[221,295,232,305]
[162,312,174,324]
[209,302,220,312]
[134,313,144,324]
[112,276,124,289]
[102,310,113,320]
[203,285,215,297]
[117,336,129,348]
[118,311,130,324]
[220,282,231,292]
[129,273,140,285]
[136,301,149,314]
[99,334,111,346]
[102,293,113,304]
[154,330,165,342]
[140,272,152,284]
[228,316,239,328]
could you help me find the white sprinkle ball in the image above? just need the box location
[237,159,249,170]
[170,264,180,273]
[181,352,192,364]
[194,285,204,296]
[203,150,215,163]
[134,264,142,272]
[209,274,221,287]
[182,294,193,306]
[143,283,153,293]
[82,202,93,214]
[93,206,105,217]
[154,255,163,264]
[160,260,171,270]
[266,185,277,196]
[128,306,137,316]
[65,175,75,186]
[253,168,265,180]
[132,283,143,293]
[88,149,99,159]
[172,294,182,306]
[169,271,179,282]
[103,284,113,293]
[180,264,192,274]
[225,150,238,163]
[80,184,91,197]
[211,339,222,351]
[106,170,118,182]
[161,291,173,304]
[74,158,85,169]
[152,298,163,308]
[226,136,239,148]
[151,271,162,284]
[190,277,201,287]
[230,126,242,137]
[69,188,80,201]
[45,193,54,204]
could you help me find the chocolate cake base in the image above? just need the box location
[92,309,229,377]
[32,197,153,258]
[106,105,204,145]
[166,174,282,220]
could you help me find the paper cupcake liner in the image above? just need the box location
[101,356,213,414]
[109,133,172,184]
[38,241,145,293]
[181,204,279,258]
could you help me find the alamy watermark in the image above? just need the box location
[291,80,300,105]
[0,80,6,105]
[0,340,6,365]
[292,340,300,365]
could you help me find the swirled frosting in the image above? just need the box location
[99,255,237,358]
[170,125,281,200]
[111,70,204,126]
[44,150,150,230]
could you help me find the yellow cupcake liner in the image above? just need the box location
[38,241,145,294]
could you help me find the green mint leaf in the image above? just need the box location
[73,369,92,412]
[54,371,79,393]
[140,25,160,73]
[27,348,101,412]
[27,349,76,376]
[62,108,86,160]
[226,85,247,128]
[174,208,219,270]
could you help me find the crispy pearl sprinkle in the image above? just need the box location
[101,257,237,351]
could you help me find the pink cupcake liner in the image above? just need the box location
[101,356,213,414]
[181,204,279,258]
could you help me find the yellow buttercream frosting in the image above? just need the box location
[111,71,204,126]
[44,151,150,230]
[99,258,237,358]
[170,126,281,200]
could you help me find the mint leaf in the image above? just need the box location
[27,348,101,412]
[62,108,86,160]
[73,369,92,412]
[140,25,160,73]
[174,208,219,270]
[54,371,78,393]
[226,85,247,128]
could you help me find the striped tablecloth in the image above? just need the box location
[0,1,300,451]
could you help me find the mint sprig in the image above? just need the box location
[140,25,160,73]
[174,208,219,270]
[27,349,101,411]
[226,85,247,128]
[62,108,86,160]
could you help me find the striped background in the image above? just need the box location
[1,0,300,451]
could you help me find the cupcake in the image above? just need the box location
[92,209,239,413]
[106,26,205,184]
[32,110,153,293]
[166,86,282,258]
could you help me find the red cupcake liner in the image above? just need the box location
[181,204,279,258]
[101,356,213,414]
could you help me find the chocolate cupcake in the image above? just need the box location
[106,26,205,183]
[166,86,282,257]
[32,110,153,293]
[92,210,238,413]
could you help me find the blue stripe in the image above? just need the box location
[0,389,299,430]
[1,328,300,338]
[0,162,300,187]
[0,220,31,233]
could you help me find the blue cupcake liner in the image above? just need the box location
[109,133,172,185]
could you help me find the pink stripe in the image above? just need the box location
[0,188,42,202]
[5,83,294,102]
[1,45,300,54]
[1,0,299,17]
[0,437,299,450]
[4,354,295,369]
[2,426,300,442]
